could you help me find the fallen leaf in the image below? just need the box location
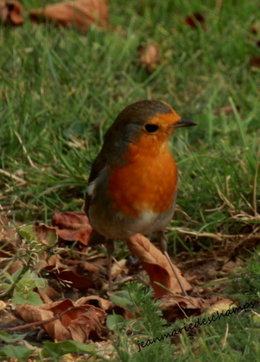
[251,20,260,34]
[0,1,23,25]
[34,223,58,247]
[53,211,90,230]
[160,295,209,321]
[76,296,112,311]
[52,211,93,246]
[138,43,161,71]
[69,260,101,274]
[207,298,237,314]
[0,216,19,244]
[6,260,23,275]
[0,216,21,258]
[250,56,260,68]
[0,301,21,328]
[0,300,6,311]
[185,12,206,30]
[111,258,127,279]
[16,298,106,342]
[222,259,243,273]
[126,234,192,298]
[213,105,240,116]
[29,0,109,31]
[44,255,95,290]
[37,285,61,303]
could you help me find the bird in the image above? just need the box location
[85,100,196,292]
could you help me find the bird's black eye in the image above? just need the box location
[144,123,159,133]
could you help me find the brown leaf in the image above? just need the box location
[52,211,93,246]
[0,216,19,244]
[213,105,240,116]
[34,223,58,247]
[0,216,21,258]
[207,298,237,314]
[29,0,109,31]
[16,298,106,342]
[126,234,192,298]
[250,56,260,68]
[76,296,112,311]
[37,285,61,303]
[7,260,23,275]
[251,20,260,34]
[53,211,90,230]
[45,255,95,290]
[138,43,161,71]
[160,295,209,321]
[69,260,101,274]
[111,258,127,279]
[0,1,23,25]
[0,301,21,328]
[185,13,206,30]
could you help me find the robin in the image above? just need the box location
[85,100,196,291]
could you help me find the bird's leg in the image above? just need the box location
[157,231,188,296]
[105,238,114,292]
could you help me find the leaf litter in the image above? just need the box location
[1,208,257,355]
[0,0,109,30]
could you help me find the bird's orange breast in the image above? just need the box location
[108,135,178,217]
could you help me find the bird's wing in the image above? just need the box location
[85,125,117,215]
[85,150,108,215]
[85,122,124,214]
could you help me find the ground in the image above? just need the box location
[0,0,259,360]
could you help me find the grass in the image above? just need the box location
[0,0,259,360]
[1,0,259,226]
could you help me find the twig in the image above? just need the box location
[167,227,251,241]
[164,250,188,296]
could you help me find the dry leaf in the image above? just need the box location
[0,216,21,259]
[138,43,161,71]
[185,13,206,30]
[37,285,61,303]
[52,211,93,246]
[29,0,109,31]
[251,20,260,34]
[0,301,20,328]
[0,216,19,244]
[126,234,192,298]
[76,295,112,311]
[53,211,91,230]
[34,223,58,247]
[213,105,240,116]
[16,298,106,342]
[207,299,237,314]
[0,300,6,311]
[160,295,209,321]
[69,260,101,274]
[0,1,23,25]
[250,56,260,68]
[111,258,127,279]
[45,254,95,290]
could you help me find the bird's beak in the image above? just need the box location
[174,119,197,128]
